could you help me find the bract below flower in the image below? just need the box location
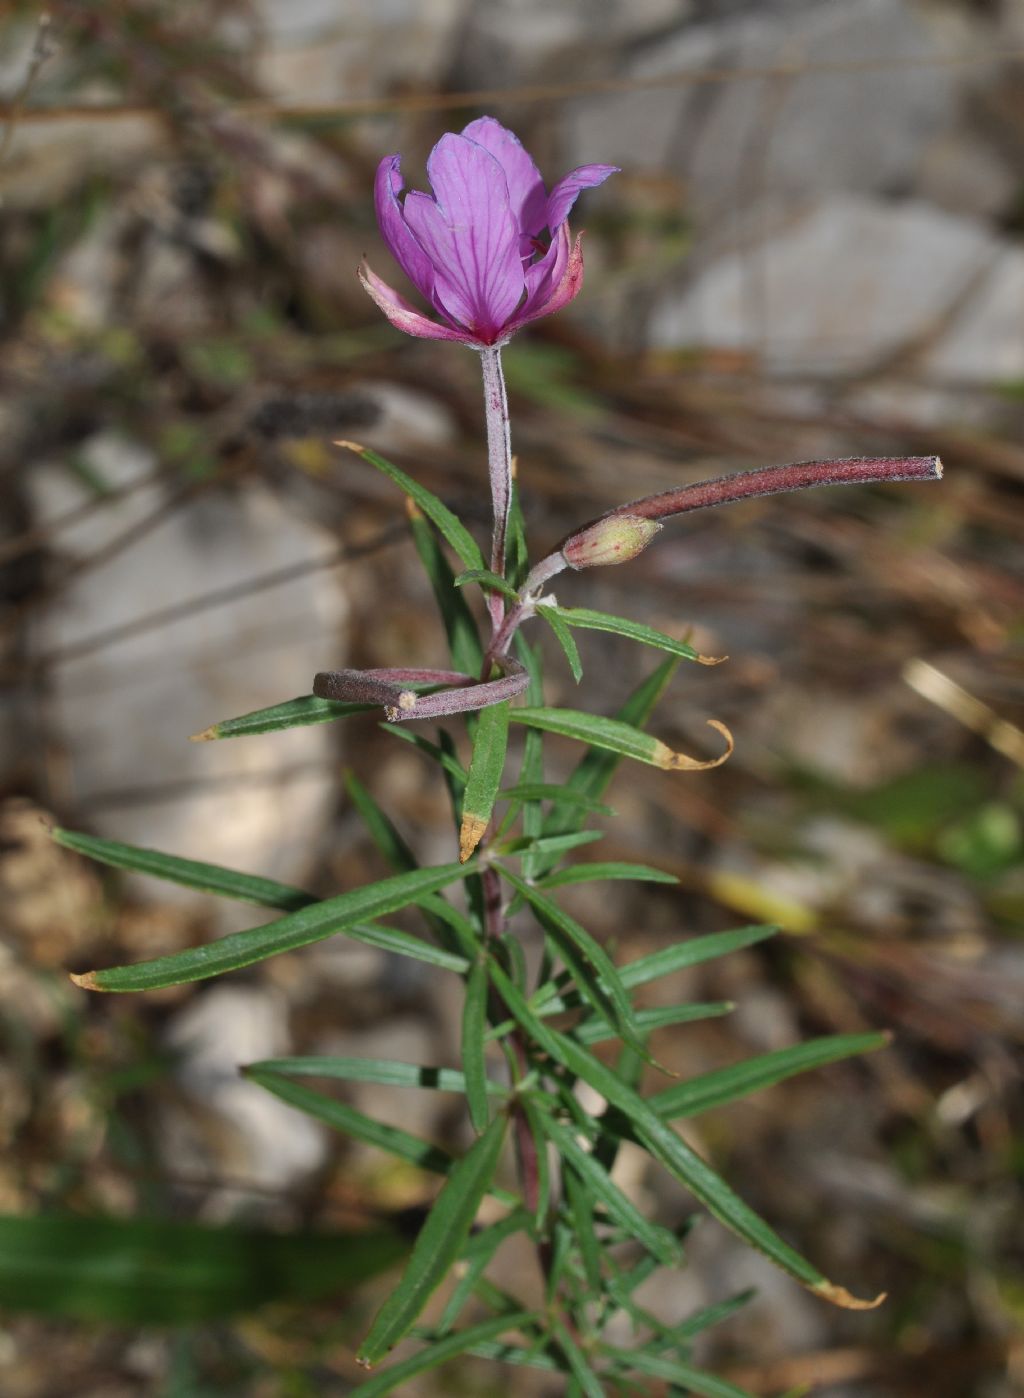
[361,117,617,347]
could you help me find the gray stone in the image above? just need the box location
[921,248,1024,387]
[648,195,999,376]
[27,433,348,908]
[165,984,326,1194]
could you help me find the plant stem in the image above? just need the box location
[479,345,512,636]
[607,455,943,522]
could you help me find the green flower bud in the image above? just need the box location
[560,514,662,570]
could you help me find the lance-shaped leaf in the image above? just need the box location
[248,1056,505,1096]
[0,1213,407,1326]
[552,1315,604,1397]
[246,1070,453,1175]
[337,440,485,571]
[72,862,474,992]
[536,603,583,683]
[538,860,678,891]
[462,959,491,1131]
[539,1114,681,1266]
[453,567,519,600]
[574,1001,734,1047]
[550,606,723,665]
[331,923,469,974]
[407,499,484,675]
[530,924,776,1017]
[486,962,884,1312]
[460,698,510,861]
[497,865,648,1061]
[437,1209,533,1334]
[512,707,733,771]
[500,784,612,816]
[357,1113,509,1366]
[191,694,372,742]
[597,1349,757,1398]
[349,1312,533,1398]
[51,827,315,913]
[650,1033,888,1121]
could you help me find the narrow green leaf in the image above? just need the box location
[500,830,605,859]
[599,1350,757,1398]
[341,441,485,571]
[462,959,491,1133]
[357,1113,509,1365]
[551,1317,604,1398]
[191,694,372,741]
[500,784,613,816]
[497,866,645,1060]
[552,607,708,663]
[337,923,468,974]
[345,772,417,873]
[517,1096,552,1232]
[513,707,731,773]
[619,925,778,991]
[0,1213,406,1325]
[574,1002,734,1047]
[349,1312,532,1398]
[506,479,530,589]
[460,699,510,861]
[672,1288,755,1340]
[381,724,468,786]
[539,861,678,891]
[487,964,869,1306]
[564,1165,604,1293]
[407,502,484,675]
[247,1056,504,1097]
[73,863,474,993]
[51,828,315,913]
[454,568,519,600]
[536,604,583,683]
[539,1115,681,1265]
[437,1210,532,1334]
[551,656,681,816]
[650,1034,889,1121]
[245,1070,452,1174]
[467,1338,560,1373]
[513,634,546,880]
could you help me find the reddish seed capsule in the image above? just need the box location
[561,515,662,570]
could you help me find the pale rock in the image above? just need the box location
[27,433,348,910]
[649,196,999,376]
[352,381,458,454]
[165,984,326,1194]
[921,248,1024,387]
[254,0,468,105]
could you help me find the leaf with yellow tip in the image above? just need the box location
[512,708,733,773]
[459,700,510,862]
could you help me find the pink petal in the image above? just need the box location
[373,156,436,301]
[460,116,547,238]
[520,221,570,317]
[504,231,586,335]
[358,262,473,343]
[405,133,524,342]
[545,163,618,233]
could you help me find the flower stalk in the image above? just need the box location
[479,345,512,634]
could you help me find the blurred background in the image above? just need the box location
[1,1,1022,1394]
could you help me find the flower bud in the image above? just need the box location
[560,515,662,570]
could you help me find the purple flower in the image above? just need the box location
[360,117,618,347]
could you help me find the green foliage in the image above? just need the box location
[0,1213,405,1325]
[62,438,889,1391]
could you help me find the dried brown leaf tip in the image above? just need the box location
[459,814,488,864]
[652,719,734,772]
[69,970,103,992]
[812,1279,888,1311]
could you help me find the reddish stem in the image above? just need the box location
[608,455,942,522]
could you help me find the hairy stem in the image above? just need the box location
[479,345,512,635]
